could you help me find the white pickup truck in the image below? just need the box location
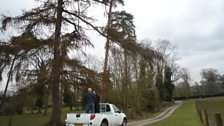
[65,103,127,126]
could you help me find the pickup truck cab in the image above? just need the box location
[65,103,127,126]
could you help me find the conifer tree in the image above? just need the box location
[1,0,109,125]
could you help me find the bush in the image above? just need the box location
[142,88,160,112]
[1,95,24,115]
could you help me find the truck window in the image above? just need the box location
[100,105,106,112]
[112,105,121,113]
[106,105,111,112]
[100,104,111,112]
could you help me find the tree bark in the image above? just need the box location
[123,49,128,113]
[43,87,49,116]
[0,56,16,109]
[47,0,63,125]
[102,0,114,101]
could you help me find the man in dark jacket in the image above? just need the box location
[84,88,96,113]
[93,90,100,113]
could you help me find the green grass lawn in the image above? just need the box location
[195,97,224,126]
[0,107,83,126]
[149,100,201,126]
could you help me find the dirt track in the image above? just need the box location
[128,101,182,126]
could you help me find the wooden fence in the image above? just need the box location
[197,108,223,126]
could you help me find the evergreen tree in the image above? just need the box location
[102,0,124,102]
[1,0,109,125]
[164,65,174,101]
[109,10,136,113]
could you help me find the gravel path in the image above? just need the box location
[128,101,183,126]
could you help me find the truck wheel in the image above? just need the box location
[120,119,127,126]
[100,120,108,126]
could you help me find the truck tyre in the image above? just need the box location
[100,120,108,126]
[120,119,127,126]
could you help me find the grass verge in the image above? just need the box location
[0,107,82,126]
[149,100,201,126]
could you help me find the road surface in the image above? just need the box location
[128,101,183,126]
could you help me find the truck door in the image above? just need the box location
[105,104,115,125]
[112,105,123,125]
[100,104,115,125]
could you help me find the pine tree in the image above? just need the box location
[1,0,109,125]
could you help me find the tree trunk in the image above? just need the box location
[102,0,114,101]
[123,49,128,113]
[0,57,16,109]
[38,107,42,114]
[31,107,34,114]
[43,89,49,116]
[69,105,73,111]
[47,0,63,126]
[8,115,12,126]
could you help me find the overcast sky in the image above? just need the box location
[0,0,224,89]
[125,0,224,82]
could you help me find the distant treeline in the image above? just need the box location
[173,93,224,100]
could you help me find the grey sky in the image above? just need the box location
[124,0,224,82]
[0,0,224,87]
